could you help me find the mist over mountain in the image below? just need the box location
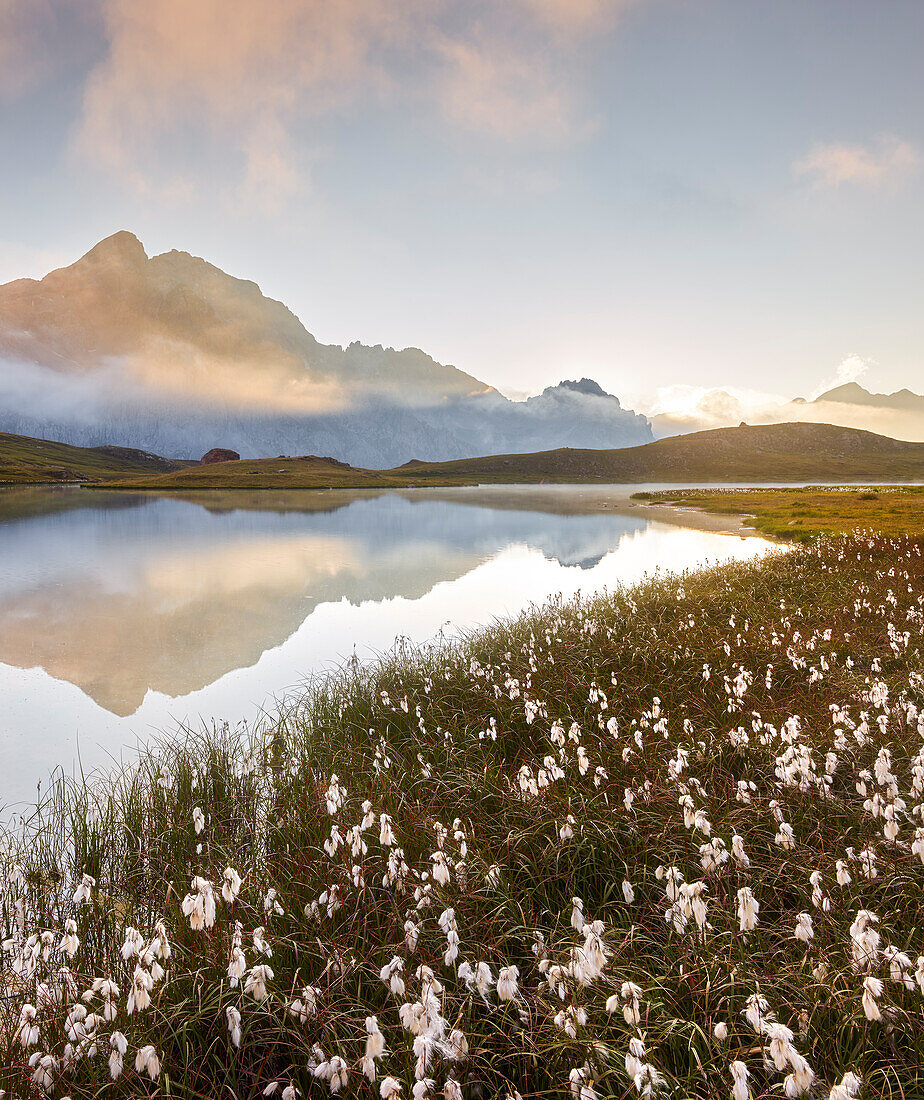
[0,233,651,465]
[652,382,924,442]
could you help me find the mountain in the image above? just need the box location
[94,421,924,490]
[812,382,924,412]
[0,233,651,465]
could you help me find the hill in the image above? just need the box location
[89,422,924,491]
[0,431,187,484]
[0,232,651,465]
[92,454,465,492]
[395,422,924,484]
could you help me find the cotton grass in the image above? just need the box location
[1,534,924,1097]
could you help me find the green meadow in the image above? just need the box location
[635,486,924,541]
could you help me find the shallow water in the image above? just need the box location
[0,484,772,805]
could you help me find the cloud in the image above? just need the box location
[0,0,66,98]
[647,384,778,421]
[0,354,139,428]
[647,384,775,437]
[0,340,349,458]
[808,353,873,400]
[70,0,633,205]
[75,0,415,209]
[646,359,924,444]
[517,0,632,32]
[428,2,637,143]
[0,1,28,97]
[793,135,921,189]
[431,28,589,144]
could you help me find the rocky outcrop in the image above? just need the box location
[200,448,241,465]
[91,445,183,471]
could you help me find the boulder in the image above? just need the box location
[200,448,241,465]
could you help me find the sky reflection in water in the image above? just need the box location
[0,485,771,805]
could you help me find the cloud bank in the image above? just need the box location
[648,362,924,443]
[54,0,638,207]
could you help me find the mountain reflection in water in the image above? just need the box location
[0,485,769,804]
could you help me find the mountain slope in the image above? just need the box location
[0,431,187,484]
[0,233,651,465]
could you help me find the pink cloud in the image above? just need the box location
[793,135,921,189]
[0,0,66,98]
[75,0,417,208]
[431,29,585,143]
[517,0,634,34]
[69,0,633,205]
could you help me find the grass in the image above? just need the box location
[390,423,924,486]
[90,423,924,492]
[90,455,475,492]
[2,534,924,1097]
[634,486,924,541]
[0,433,189,485]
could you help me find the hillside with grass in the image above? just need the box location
[396,422,924,485]
[0,432,187,484]
[90,422,924,492]
[92,454,466,492]
[3,534,924,1098]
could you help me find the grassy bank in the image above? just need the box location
[0,433,188,485]
[634,486,924,541]
[2,536,924,1098]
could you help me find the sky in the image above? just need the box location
[1,0,922,415]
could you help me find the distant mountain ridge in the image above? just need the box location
[0,232,651,465]
[554,378,609,397]
[811,382,924,412]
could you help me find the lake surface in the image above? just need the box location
[0,484,772,806]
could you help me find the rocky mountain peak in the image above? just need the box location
[556,378,610,398]
[77,230,148,268]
